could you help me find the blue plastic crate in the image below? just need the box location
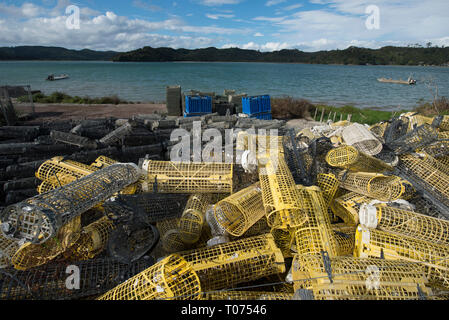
[260,95,271,113]
[242,97,261,115]
[185,96,212,114]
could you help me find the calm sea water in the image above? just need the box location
[1,60,448,110]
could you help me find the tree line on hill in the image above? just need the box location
[0,45,448,66]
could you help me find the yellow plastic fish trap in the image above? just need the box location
[438,130,449,140]
[11,216,81,271]
[337,172,414,202]
[358,203,449,245]
[434,115,449,131]
[90,156,119,169]
[271,227,295,258]
[292,254,432,300]
[179,234,285,291]
[36,157,97,185]
[415,152,449,177]
[417,140,449,158]
[214,182,265,237]
[316,173,340,208]
[142,160,233,194]
[369,122,388,139]
[0,233,20,269]
[294,186,338,257]
[258,156,307,229]
[179,194,212,244]
[325,145,393,173]
[435,156,449,168]
[98,254,201,300]
[331,192,374,226]
[332,224,356,256]
[399,154,449,201]
[157,218,190,254]
[201,291,293,300]
[355,226,449,289]
[1,163,140,244]
[67,216,116,261]
[404,113,434,131]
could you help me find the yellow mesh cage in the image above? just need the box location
[434,115,449,131]
[337,172,414,201]
[369,122,388,139]
[435,156,449,168]
[157,218,190,254]
[418,152,449,177]
[0,233,20,269]
[294,186,338,257]
[179,194,212,244]
[11,216,81,271]
[438,130,449,140]
[67,216,116,260]
[325,145,393,173]
[359,203,449,245]
[36,157,98,185]
[179,234,285,291]
[405,114,434,131]
[317,173,340,208]
[331,192,374,226]
[142,160,233,194]
[399,154,449,201]
[258,155,307,229]
[2,163,140,244]
[214,182,265,237]
[332,224,356,256]
[90,156,119,169]
[271,227,295,258]
[238,215,270,238]
[292,254,432,300]
[98,254,201,300]
[201,291,293,300]
[37,180,59,194]
[355,226,449,289]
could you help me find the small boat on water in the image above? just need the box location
[377,75,416,85]
[46,74,69,81]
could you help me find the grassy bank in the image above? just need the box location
[18,92,133,105]
[271,96,449,125]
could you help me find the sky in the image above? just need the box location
[0,0,448,52]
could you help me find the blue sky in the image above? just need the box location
[0,0,448,52]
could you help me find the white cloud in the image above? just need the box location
[206,13,235,19]
[0,2,44,18]
[283,4,303,11]
[199,0,242,6]
[266,0,286,7]
[254,32,264,37]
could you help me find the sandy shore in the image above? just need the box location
[16,103,167,122]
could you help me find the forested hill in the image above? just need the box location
[0,45,448,66]
[0,46,118,61]
[113,46,449,66]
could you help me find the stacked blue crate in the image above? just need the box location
[242,95,272,120]
[184,96,212,117]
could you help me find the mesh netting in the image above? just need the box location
[179,194,212,244]
[201,291,293,300]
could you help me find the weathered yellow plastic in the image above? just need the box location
[11,216,82,271]
[202,291,293,300]
[142,160,233,194]
[294,186,338,257]
[404,113,434,131]
[214,182,265,237]
[157,218,190,254]
[434,115,449,131]
[0,233,20,269]
[258,155,307,229]
[292,254,432,300]
[326,145,393,172]
[355,226,449,289]
[67,216,116,260]
[358,203,449,245]
[179,234,285,291]
[400,154,449,201]
[317,173,340,208]
[331,192,374,226]
[369,122,388,139]
[271,227,295,258]
[332,224,356,256]
[179,194,212,244]
[90,156,119,169]
[337,172,414,201]
[98,255,201,300]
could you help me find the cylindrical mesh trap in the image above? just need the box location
[179,194,212,244]
[0,234,20,269]
[331,192,374,226]
[294,186,338,257]
[355,226,449,290]
[358,203,449,245]
[142,160,233,194]
[258,155,307,229]
[156,218,190,254]
[292,254,432,300]
[98,254,201,300]
[326,145,392,173]
[341,123,383,156]
[338,172,414,202]
[214,182,265,237]
[179,234,285,292]
[201,291,293,300]
[36,157,97,186]
[0,163,141,244]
